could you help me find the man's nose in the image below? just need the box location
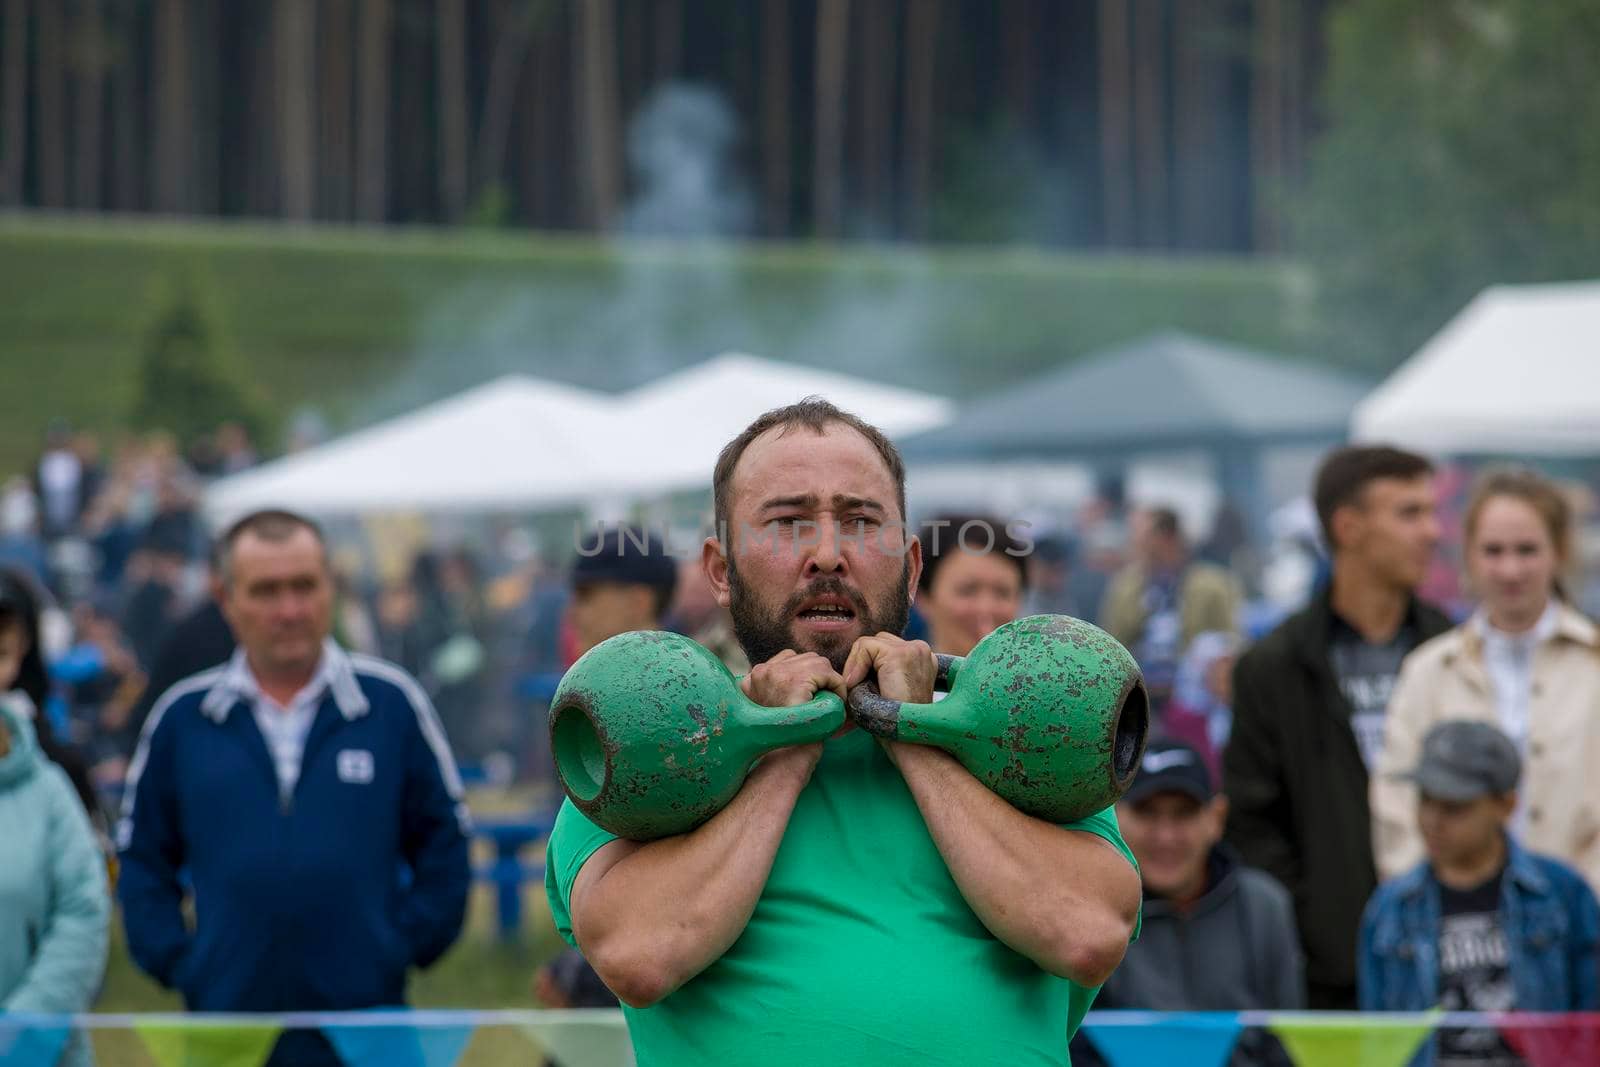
[804,520,846,575]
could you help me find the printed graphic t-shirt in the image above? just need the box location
[1328,616,1418,771]
[1436,868,1519,1067]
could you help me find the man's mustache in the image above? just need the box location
[781,578,869,617]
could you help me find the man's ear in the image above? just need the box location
[1329,504,1362,553]
[1206,794,1230,844]
[703,536,731,608]
[904,532,923,605]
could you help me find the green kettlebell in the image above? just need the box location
[550,615,1148,840]
[550,630,845,840]
[848,614,1149,823]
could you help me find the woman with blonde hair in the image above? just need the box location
[1373,467,1600,888]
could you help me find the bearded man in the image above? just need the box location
[544,398,1141,1065]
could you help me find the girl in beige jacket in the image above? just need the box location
[1373,467,1600,891]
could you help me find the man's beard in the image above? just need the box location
[727,557,913,673]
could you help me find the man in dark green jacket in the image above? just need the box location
[1223,446,1451,1010]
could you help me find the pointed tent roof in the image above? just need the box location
[205,354,954,519]
[205,376,620,519]
[900,332,1372,461]
[1352,280,1600,455]
[611,352,953,491]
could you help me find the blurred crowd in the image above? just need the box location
[7,412,1600,1064]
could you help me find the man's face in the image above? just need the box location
[707,423,921,672]
[219,527,334,678]
[0,618,26,693]
[1336,476,1440,590]
[570,581,653,654]
[1418,792,1514,869]
[1117,792,1226,898]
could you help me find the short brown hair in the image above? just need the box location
[216,508,327,584]
[711,396,908,542]
[1464,466,1573,565]
[1313,445,1433,549]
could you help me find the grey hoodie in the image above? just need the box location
[1100,845,1305,1012]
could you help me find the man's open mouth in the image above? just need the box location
[794,595,858,623]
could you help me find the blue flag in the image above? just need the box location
[1084,1012,1243,1067]
[324,1022,474,1067]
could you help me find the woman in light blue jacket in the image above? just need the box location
[0,690,110,1067]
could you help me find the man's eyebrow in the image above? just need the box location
[760,494,819,511]
[757,494,886,513]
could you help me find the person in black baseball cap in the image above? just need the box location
[1359,719,1600,1030]
[1088,738,1304,1029]
[568,526,679,657]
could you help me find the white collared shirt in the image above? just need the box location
[205,638,369,802]
[1473,600,1560,758]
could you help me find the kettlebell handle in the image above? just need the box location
[848,653,960,737]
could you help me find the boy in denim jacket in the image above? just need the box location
[1359,721,1600,1064]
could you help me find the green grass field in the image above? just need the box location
[0,214,1317,476]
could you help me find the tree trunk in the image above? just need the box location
[1097,0,1132,247]
[476,0,538,202]
[35,0,65,207]
[1172,0,1224,250]
[1004,0,1035,132]
[276,0,316,220]
[189,0,220,214]
[108,2,138,210]
[1131,0,1168,247]
[72,0,106,209]
[355,0,390,221]
[150,0,191,212]
[856,0,892,228]
[522,19,557,226]
[319,0,354,219]
[1251,0,1284,249]
[654,0,681,83]
[435,0,468,221]
[575,0,620,230]
[901,0,936,240]
[760,0,790,237]
[1,0,27,205]
[811,0,848,238]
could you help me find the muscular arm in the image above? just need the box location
[569,745,817,1008]
[889,742,1141,987]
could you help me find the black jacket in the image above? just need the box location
[1222,586,1451,1008]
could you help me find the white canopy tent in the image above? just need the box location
[204,354,953,520]
[612,353,953,493]
[1352,280,1600,455]
[204,376,622,520]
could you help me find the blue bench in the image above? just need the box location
[473,812,558,940]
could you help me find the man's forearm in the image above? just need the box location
[572,750,814,1006]
[891,743,1140,986]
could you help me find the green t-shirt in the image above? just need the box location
[545,729,1140,1066]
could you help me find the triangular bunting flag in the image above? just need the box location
[1084,1012,1242,1067]
[0,1022,73,1067]
[134,1019,283,1067]
[1269,1014,1434,1067]
[324,1022,474,1067]
[1501,1013,1600,1067]
[517,1016,634,1067]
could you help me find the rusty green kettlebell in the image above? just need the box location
[550,630,845,840]
[848,614,1149,823]
[551,615,1148,840]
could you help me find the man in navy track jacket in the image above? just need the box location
[118,509,470,1063]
